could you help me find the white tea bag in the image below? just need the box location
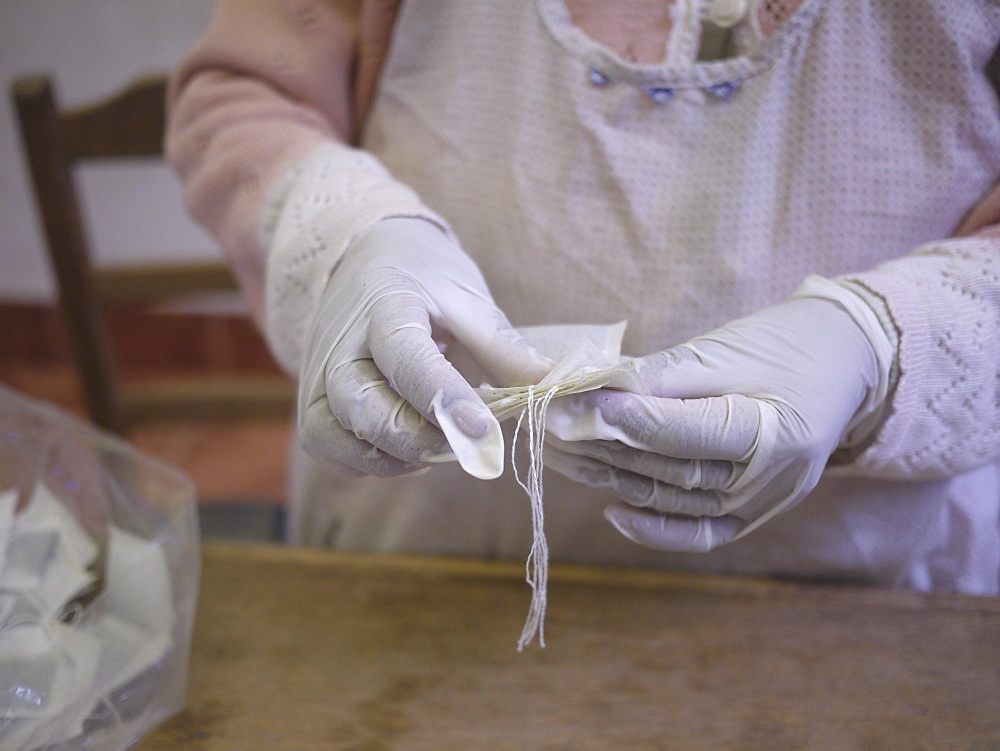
[477,321,631,422]
[83,526,173,693]
[21,482,100,570]
[0,483,99,621]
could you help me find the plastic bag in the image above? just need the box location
[0,384,199,750]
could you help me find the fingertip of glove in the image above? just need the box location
[454,429,504,479]
[605,503,747,553]
[448,401,493,440]
[431,393,504,479]
[603,503,640,544]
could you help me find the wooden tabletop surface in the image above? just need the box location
[140,542,1000,750]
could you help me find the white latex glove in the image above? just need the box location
[298,217,549,479]
[543,276,897,552]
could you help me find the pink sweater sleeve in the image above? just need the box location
[165,0,359,325]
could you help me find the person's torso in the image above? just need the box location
[313,0,1000,594]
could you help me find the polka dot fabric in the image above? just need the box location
[356,0,1000,590]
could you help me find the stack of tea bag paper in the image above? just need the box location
[0,481,173,749]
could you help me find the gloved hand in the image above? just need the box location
[298,217,549,480]
[543,276,897,552]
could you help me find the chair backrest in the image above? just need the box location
[12,74,294,434]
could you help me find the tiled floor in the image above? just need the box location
[0,362,292,541]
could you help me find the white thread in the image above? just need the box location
[476,322,635,649]
[512,383,561,651]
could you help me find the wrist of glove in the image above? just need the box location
[543,275,898,552]
[264,144,457,374]
[298,217,550,480]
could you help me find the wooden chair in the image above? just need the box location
[11,73,295,436]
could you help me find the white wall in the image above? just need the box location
[1,0,218,303]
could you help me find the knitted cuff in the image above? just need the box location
[838,236,1000,479]
[259,142,452,374]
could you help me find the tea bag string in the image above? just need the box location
[511,382,561,651]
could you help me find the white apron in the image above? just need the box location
[289,0,1000,594]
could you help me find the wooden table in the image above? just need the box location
[141,542,1000,750]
